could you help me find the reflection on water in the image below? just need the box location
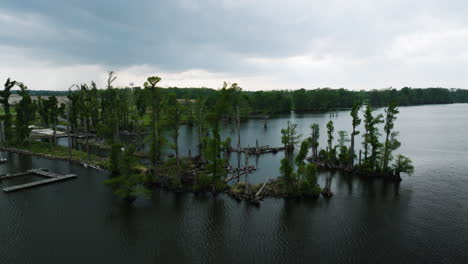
[1,104,468,263]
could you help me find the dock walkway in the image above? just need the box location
[1,168,77,192]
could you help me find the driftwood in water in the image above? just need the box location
[254,177,270,199]
[224,171,247,183]
[227,165,256,174]
[80,160,103,171]
[246,178,270,206]
[230,145,285,155]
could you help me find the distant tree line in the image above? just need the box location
[18,86,468,114]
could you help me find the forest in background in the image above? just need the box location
[12,86,468,114]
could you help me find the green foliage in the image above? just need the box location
[96,123,114,143]
[392,155,414,176]
[295,140,309,167]
[295,140,309,184]
[299,164,321,197]
[362,104,384,171]
[325,120,337,163]
[160,157,184,188]
[383,102,400,172]
[337,130,349,147]
[349,101,362,167]
[309,123,320,159]
[1,78,17,144]
[318,149,328,161]
[104,145,152,202]
[280,143,321,196]
[164,93,182,160]
[222,137,232,151]
[279,157,296,193]
[326,120,334,151]
[14,84,36,145]
[194,172,212,192]
[146,76,164,166]
[337,130,350,166]
[281,121,301,150]
[109,144,123,174]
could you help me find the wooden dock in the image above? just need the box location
[3,174,77,192]
[28,168,63,178]
[1,168,77,193]
[0,168,49,180]
[0,171,31,180]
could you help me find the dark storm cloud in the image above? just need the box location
[0,0,319,71]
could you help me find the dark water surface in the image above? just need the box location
[1,104,467,263]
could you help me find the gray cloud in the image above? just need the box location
[1,0,468,90]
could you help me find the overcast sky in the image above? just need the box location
[1,0,468,90]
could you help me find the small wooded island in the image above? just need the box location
[1,74,466,204]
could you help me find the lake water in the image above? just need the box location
[1,104,467,263]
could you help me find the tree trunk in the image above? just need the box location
[383,132,390,172]
[175,128,179,168]
[153,115,158,178]
[0,120,4,143]
[85,119,90,161]
[67,103,72,159]
[394,172,402,182]
[349,129,356,168]
[237,106,241,151]
[359,150,362,166]
[198,125,203,159]
[53,117,57,146]
[244,149,250,195]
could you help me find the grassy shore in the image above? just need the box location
[0,141,109,168]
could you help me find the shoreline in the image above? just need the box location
[0,145,108,169]
[0,146,323,205]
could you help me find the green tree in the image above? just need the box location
[362,104,384,171]
[279,157,295,194]
[46,96,62,145]
[392,154,414,181]
[383,102,399,172]
[194,98,207,159]
[349,101,362,168]
[165,93,182,165]
[281,121,301,150]
[109,144,123,174]
[326,120,334,152]
[77,84,93,160]
[183,93,193,126]
[326,120,336,163]
[309,123,320,160]
[14,84,35,145]
[295,140,309,183]
[301,164,320,196]
[145,76,163,177]
[337,130,350,167]
[0,78,17,144]
[105,145,152,202]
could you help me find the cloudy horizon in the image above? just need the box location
[1,0,468,91]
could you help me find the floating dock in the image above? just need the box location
[0,168,77,193]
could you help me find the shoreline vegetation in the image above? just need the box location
[0,73,448,205]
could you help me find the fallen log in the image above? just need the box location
[225,171,247,183]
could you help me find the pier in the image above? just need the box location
[1,168,77,193]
